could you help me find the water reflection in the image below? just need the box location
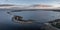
[7,11,36,25]
[1,10,60,30]
[7,10,60,23]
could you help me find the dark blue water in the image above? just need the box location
[0,10,60,30]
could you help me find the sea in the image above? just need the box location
[0,10,60,30]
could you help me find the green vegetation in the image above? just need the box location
[49,19,60,29]
[51,22,60,29]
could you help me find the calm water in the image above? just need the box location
[0,10,60,30]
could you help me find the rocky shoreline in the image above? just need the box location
[41,19,60,30]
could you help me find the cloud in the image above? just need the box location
[26,4,54,9]
[0,4,59,10]
[0,4,14,6]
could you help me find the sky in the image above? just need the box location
[0,0,60,7]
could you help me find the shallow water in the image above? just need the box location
[0,10,60,30]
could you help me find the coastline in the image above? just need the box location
[42,19,60,30]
